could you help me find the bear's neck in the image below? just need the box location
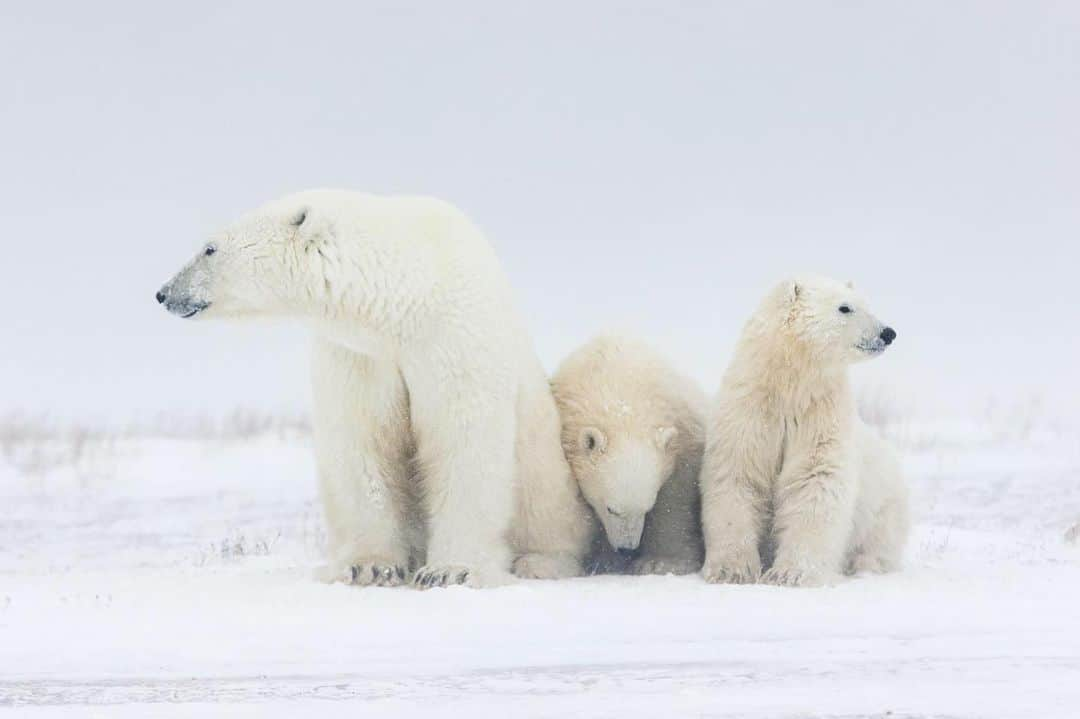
[729,324,849,411]
[300,236,439,348]
[305,277,427,355]
[313,318,399,360]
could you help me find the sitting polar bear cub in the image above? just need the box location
[701,276,909,587]
[157,191,592,588]
[552,335,706,575]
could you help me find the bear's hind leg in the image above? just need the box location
[311,339,415,587]
[846,428,910,576]
[846,492,909,575]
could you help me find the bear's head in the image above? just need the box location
[552,338,697,553]
[772,275,897,366]
[156,193,333,321]
[564,420,680,553]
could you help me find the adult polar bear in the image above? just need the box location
[701,276,909,587]
[157,190,592,588]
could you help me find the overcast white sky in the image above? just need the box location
[1,1,1077,422]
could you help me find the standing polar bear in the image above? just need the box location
[157,190,592,588]
[552,335,706,575]
[701,276,909,587]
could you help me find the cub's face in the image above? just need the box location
[156,200,321,320]
[562,423,678,552]
[790,278,897,364]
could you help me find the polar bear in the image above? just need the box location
[156,190,592,588]
[551,335,706,575]
[700,276,909,587]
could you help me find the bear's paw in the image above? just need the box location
[512,553,582,580]
[761,564,832,588]
[701,554,761,585]
[846,552,889,576]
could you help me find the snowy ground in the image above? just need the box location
[2,415,1079,717]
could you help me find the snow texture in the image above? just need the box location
[2,418,1079,717]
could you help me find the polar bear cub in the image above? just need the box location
[157,191,591,588]
[700,277,909,587]
[552,335,706,575]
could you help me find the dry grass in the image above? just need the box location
[0,409,310,443]
[0,409,311,478]
[195,532,283,566]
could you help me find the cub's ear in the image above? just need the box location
[791,280,801,300]
[656,426,678,450]
[845,279,855,290]
[579,426,607,454]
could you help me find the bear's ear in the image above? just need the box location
[791,281,801,300]
[290,207,327,254]
[289,208,309,228]
[656,426,678,451]
[845,279,855,290]
[579,426,607,454]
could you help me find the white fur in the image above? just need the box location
[158,191,591,588]
[552,335,706,576]
[700,276,909,587]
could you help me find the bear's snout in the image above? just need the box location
[600,510,647,551]
[879,327,897,346]
[156,280,210,319]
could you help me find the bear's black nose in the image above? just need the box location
[880,327,896,345]
[156,290,167,305]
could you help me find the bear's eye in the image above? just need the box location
[204,244,217,257]
[838,304,852,314]
[585,435,597,451]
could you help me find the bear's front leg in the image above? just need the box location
[700,407,776,585]
[406,355,516,589]
[845,424,910,576]
[311,340,414,587]
[700,471,765,584]
[766,434,856,587]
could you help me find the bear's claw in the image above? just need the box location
[761,565,827,587]
[343,561,408,587]
[413,565,471,589]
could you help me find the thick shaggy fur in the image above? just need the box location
[700,277,909,587]
[158,191,592,588]
[552,335,706,575]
